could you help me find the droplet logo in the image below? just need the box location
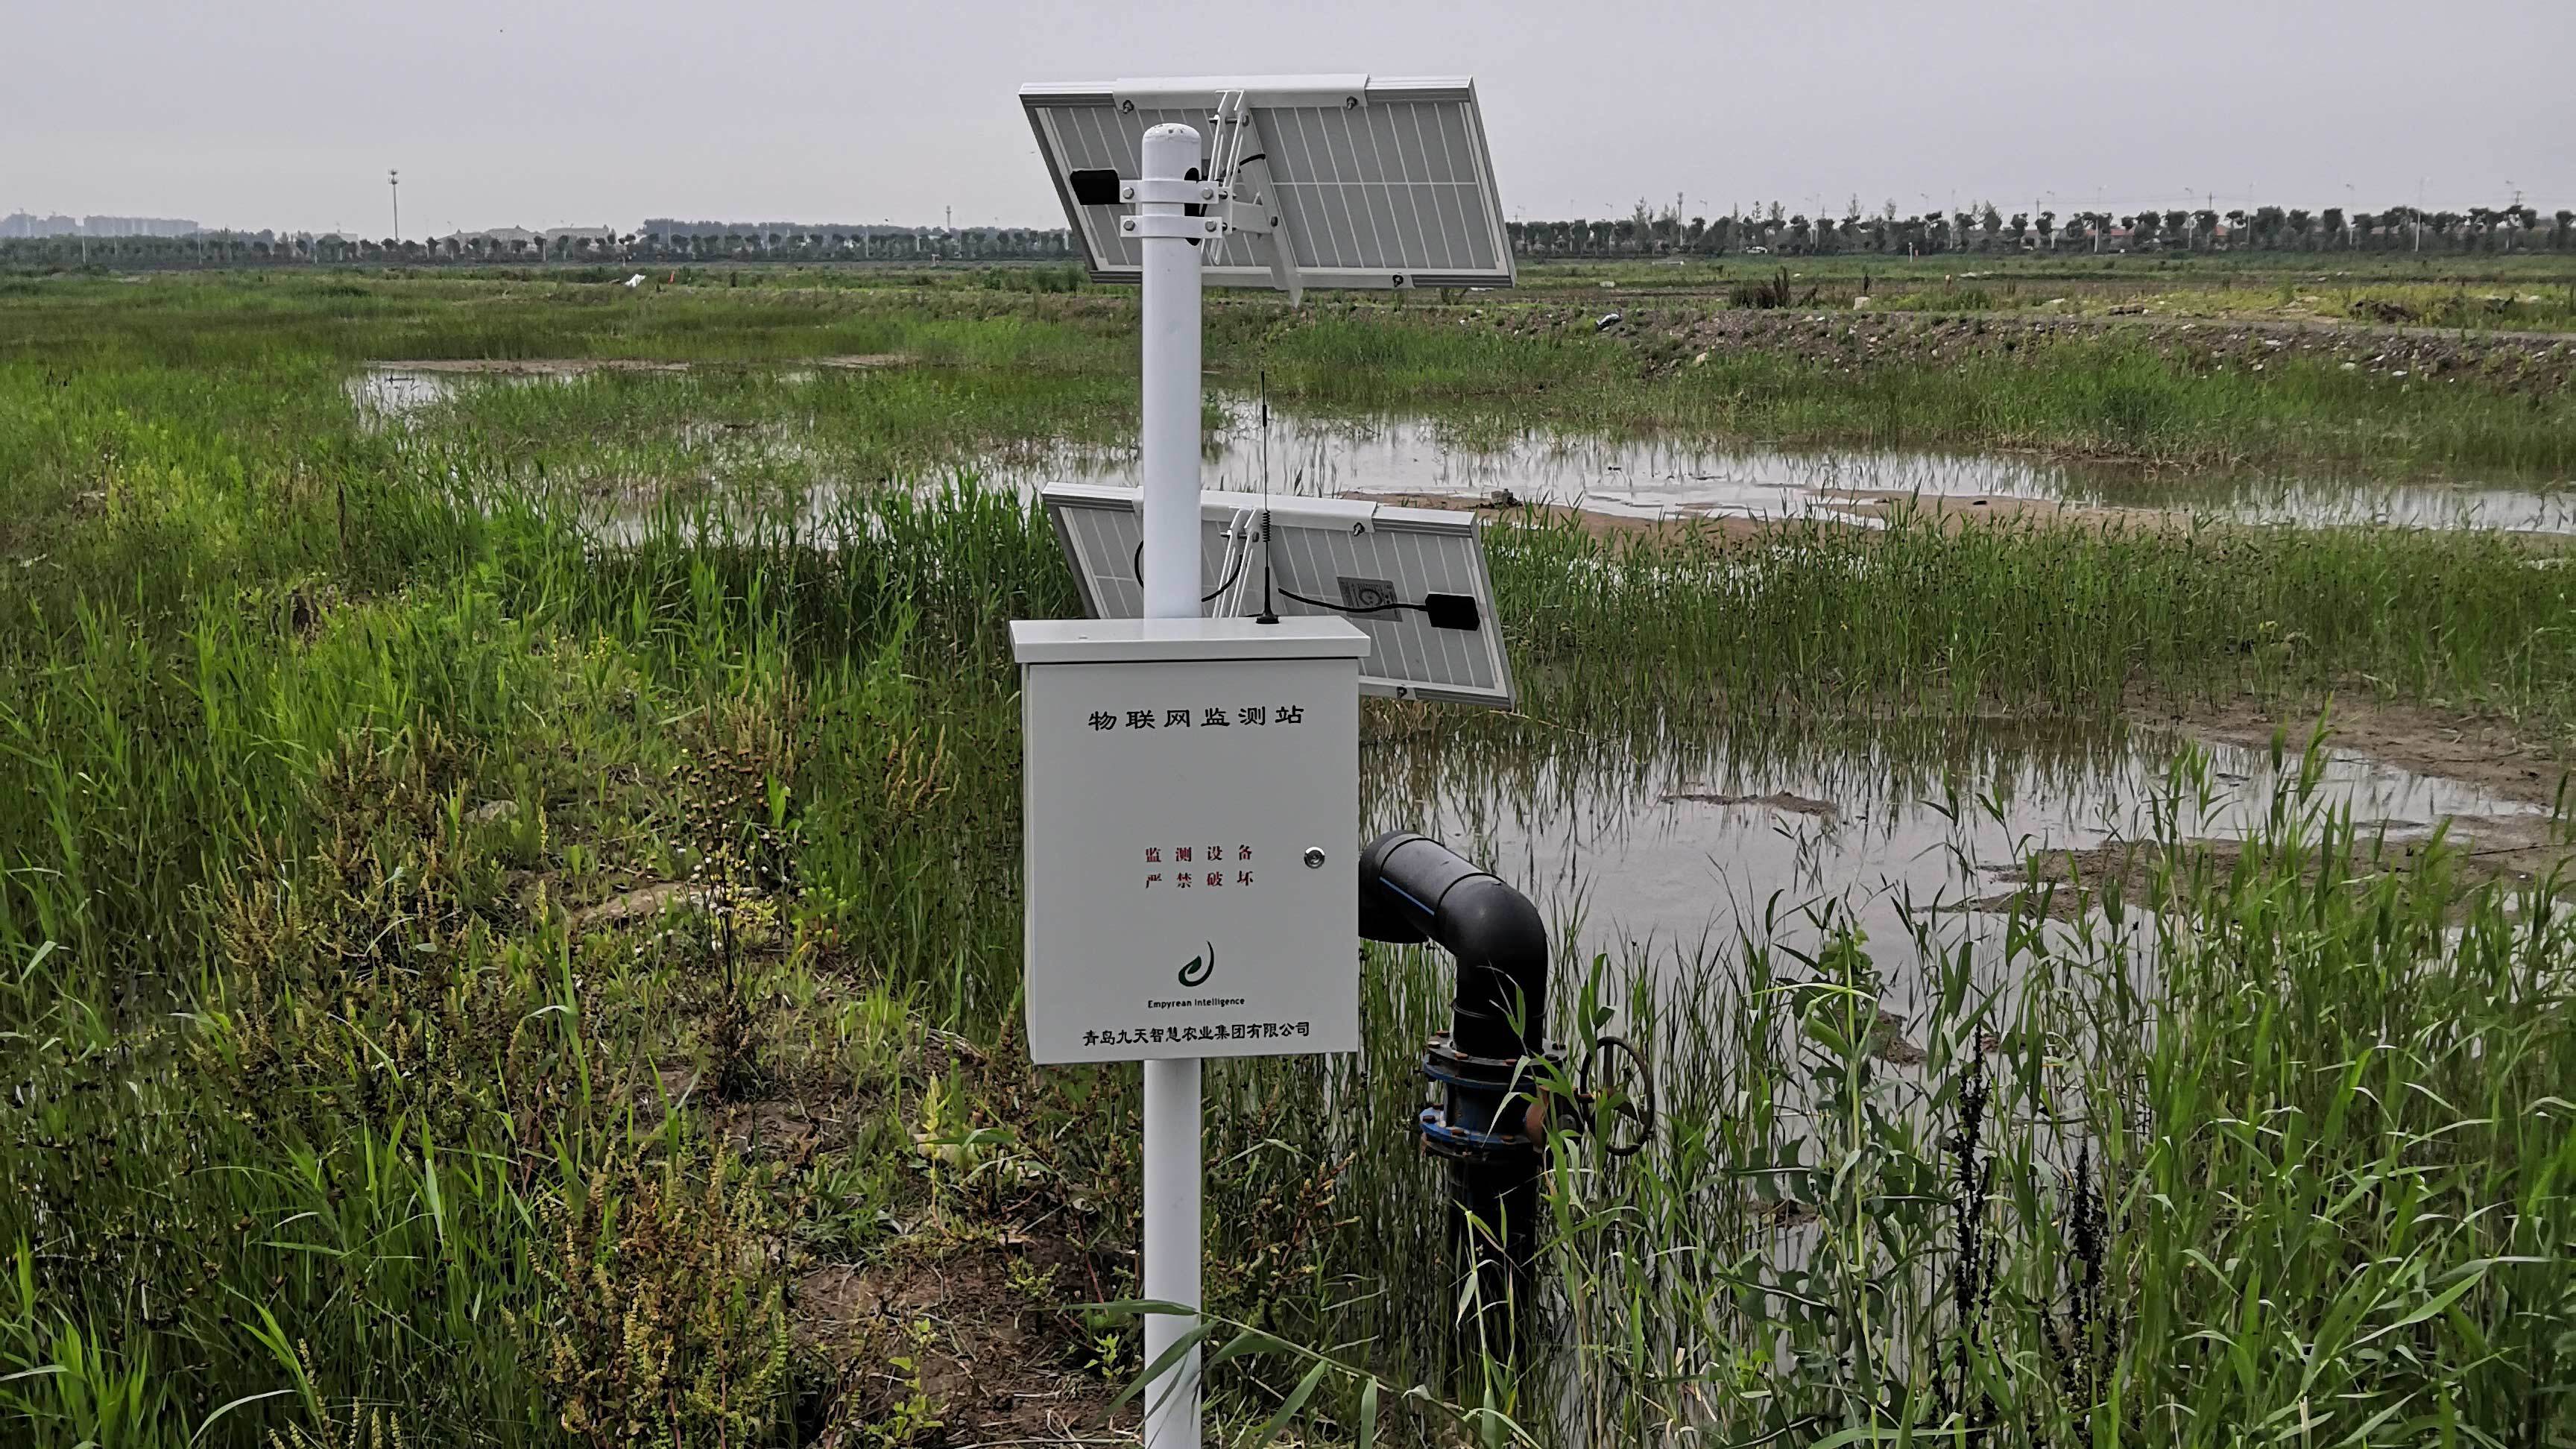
[1178,941,1215,988]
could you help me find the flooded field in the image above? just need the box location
[344,355,903,423]
[351,364,2576,532]
[345,359,672,417]
[1372,718,2553,1019]
[1063,398,2576,533]
[342,357,2576,947]
[11,273,2575,1447]
[344,357,2576,961]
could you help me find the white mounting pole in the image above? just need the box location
[1136,119,1205,1449]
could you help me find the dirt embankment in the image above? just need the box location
[1984,700,2574,919]
[795,1241,1125,1446]
[1342,486,2249,540]
[365,353,906,376]
[1339,490,1769,541]
[2169,698,2572,809]
[1498,306,2576,394]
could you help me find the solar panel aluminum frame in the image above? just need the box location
[1043,483,1516,709]
[1021,75,1517,294]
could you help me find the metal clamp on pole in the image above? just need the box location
[1122,214,1227,239]
[1120,177,1219,205]
[1214,201,1275,235]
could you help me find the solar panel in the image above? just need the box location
[1021,75,1516,297]
[1044,483,1515,708]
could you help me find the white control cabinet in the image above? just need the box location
[1012,617,1368,1064]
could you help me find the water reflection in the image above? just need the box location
[1365,714,2541,1011]
[347,363,2574,534]
[1035,399,2576,534]
[344,365,580,425]
[1348,713,2553,1418]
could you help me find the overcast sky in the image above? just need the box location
[10,0,2570,235]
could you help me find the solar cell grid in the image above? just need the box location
[1023,76,1514,291]
[1042,484,1515,707]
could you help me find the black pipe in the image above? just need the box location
[1358,831,1548,1060]
[1359,831,1553,1336]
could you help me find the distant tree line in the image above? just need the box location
[633,221,1076,263]
[11,198,2573,271]
[0,222,1078,269]
[1511,198,2576,257]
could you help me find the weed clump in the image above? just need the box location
[531,1145,792,1448]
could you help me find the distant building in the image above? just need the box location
[0,212,200,239]
[1,213,78,238]
[451,226,538,249]
[429,224,619,256]
[83,215,201,238]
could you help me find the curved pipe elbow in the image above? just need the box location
[1360,832,1550,1060]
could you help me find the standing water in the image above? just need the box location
[1367,718,2551,1019]
[343,365,2576,532]
[1030,398,2576,533]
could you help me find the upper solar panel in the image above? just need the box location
[1020,75,1516,293]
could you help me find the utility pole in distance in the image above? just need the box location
[389,170,401,246]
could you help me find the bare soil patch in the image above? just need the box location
[576,880,720,927]
[1976,809,2569,922]
[1567,307,2576,397]
[370,357,692,376]
[1663,788,1843,823]
[1974,698,2575,919]
[2147,696,2573,809]
[796,1239,1124,1448]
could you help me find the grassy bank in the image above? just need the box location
[1512,250,2576,320]
[1527,744,2576,1444]
[1493,508,2576,729]
[2,280,2572,1445]
[10,271,2575,477]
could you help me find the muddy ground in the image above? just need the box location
[795,1238,1131,1448]
[1981,698,2573,919]
[1483,305,2576,396]
[2160,697,2570,809]
[365,353,906,376]
[1339,484,2549,541]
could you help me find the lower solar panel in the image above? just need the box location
[1044,484,1514,708]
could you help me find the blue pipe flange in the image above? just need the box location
[1416,1105,1540,1164]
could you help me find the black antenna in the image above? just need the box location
[1257,368,1278,624]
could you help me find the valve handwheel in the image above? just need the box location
[1577,1034,1656,1159]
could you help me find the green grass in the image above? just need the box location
[1491,508,2576,727]
[1,277,2572,1446]
[1523,739,2576,1444]
[13,271,2576,478]
[1243,306,2576,473]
